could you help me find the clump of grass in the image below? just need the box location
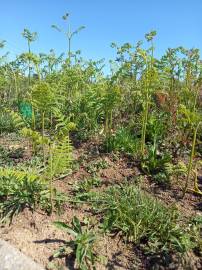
[74,177,101,193]
[93,184,195,254]
[104,126,140,155]
[72,177,101,203]
[86,159,109,175]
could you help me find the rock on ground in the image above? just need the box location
[0,240,44,270]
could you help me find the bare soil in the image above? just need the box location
[0,134,201,269]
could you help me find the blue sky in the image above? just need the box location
[0,0,201,64]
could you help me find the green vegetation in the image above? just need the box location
[0,168,65,221]
[53,217,99,270]
[92,184,195,254]
[0,13,201,270]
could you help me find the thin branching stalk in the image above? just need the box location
[49,144,54,212]
[42,111,45,165]
[183,122,201,197]
[141,59,149,155]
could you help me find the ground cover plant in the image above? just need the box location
[0,13,201,270]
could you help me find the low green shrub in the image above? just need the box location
[0,111,15,133]
[0,168,65,222]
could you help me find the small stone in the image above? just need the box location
[0,239,44,270]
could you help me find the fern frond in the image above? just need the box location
[0,167,42,182]
[53,109,76,136]
[21,127,50,146]
[31,82,56,112]
[174,161,187,175]
[164,162,174,176]
[5,109,26,129]
[45,135,73,179]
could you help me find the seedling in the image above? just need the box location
[53,216,99,270]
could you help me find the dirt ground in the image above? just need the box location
[0,134,201,269]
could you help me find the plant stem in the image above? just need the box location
[28,40,31,85]
[141,59,149,156]
[182,122,201,197]
[42,111,45,165]
[49,144,54,213]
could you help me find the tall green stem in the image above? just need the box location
[183,122,201,197]
[49,144,53,213]
[141,93,149,155]
[42,111,45,164]
[68,37,71,66]
[141,60,149,156]
[28,40,31,85]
